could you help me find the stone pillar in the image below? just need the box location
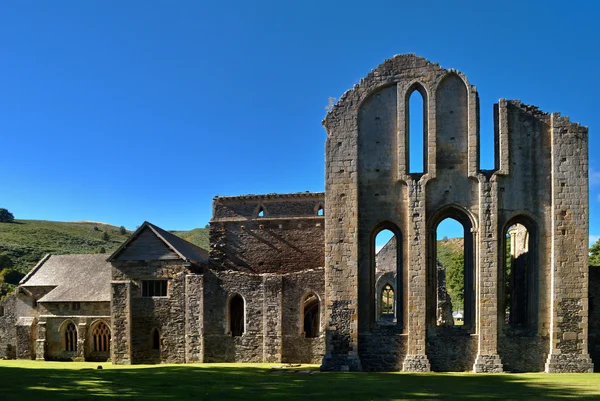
[473,176,503,372]
[402,179,431,372]
[15,317,35,360]
[262,275,282,363]
[76,322,87,362]
[35,320,46,361]
[185,274,203,363]
[545,114,593,373]
[111,280,132,364]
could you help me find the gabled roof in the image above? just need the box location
[107,221,209,264]
[20,254,111,302]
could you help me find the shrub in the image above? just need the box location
[0,253,13,270]
[119,226,127,235]
[1,269,25,285]
[0,208,14,223]
[102,231,109,241]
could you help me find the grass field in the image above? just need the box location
[1,361,599,400]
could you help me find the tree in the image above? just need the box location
[119,226,127,235]
[0,208,14,223]
[591,238,600,266]
[1,269,25,285]
[0,253,13,271]
[102,231,109,241]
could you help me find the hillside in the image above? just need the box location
[0,220,209,298]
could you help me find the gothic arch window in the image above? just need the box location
[428,206,476,330]
[92,321,111,353]
[302,292,320,338]
[503,217,538,331]
[380,283,395,317]
[151,328,160,350]
[317,205,324,216]
[64,322,77,352]
[406,83,428,174]
[372,223,403,328]
[257,206,265,218]
[228,294,245,337]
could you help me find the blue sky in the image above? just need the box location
[1,1,599,244]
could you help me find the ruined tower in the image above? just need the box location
[321,54,593,372]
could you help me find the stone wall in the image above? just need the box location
[210,194,324,274]
[0,293,17,359]
[112,260,192,364]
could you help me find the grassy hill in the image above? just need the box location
[0,220,209,298]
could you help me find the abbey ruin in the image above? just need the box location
[0,54,596,372]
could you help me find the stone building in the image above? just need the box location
[0,54,596,372]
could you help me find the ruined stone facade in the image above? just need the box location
[320,54,593,373]
[0,54,596,372]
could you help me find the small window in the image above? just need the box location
[257,207,265,217]
[142,280,168,297]
[72,302,81,311]
[0,306,4,317]
[317,206,324,216]
[64,322,77,352]
[152,328,160,350]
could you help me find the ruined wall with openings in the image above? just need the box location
[322,54,592,373]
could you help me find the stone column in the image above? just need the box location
[402,179,431,372]
[76,322,87,362]
[545,114,593,372]
[35,320,46,361]
[262,275,282,363]
[473,176,503,372]
[111,280,132,364]
[185,274,203,363]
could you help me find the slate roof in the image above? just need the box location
[107,221,209,264]
[20,254,111,303]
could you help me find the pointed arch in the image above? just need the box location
[314,202,325,216]
[256,205,266,218]
[61,320,78,352]
[501,214,538,331]
[405,82,428,174]
[90,320,111,353]
[427,205,477,330]
[371,221,404,329]
[301,291,320,338]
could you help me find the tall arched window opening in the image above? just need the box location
[428,209,475,330]
[152,328,160,350]
[229,294,245,337]
[64,322,77,352]
[257,207,265,217]
[503,220,537,330]
[92,322,111,352]
[373,227,402,327]
[435,218,465,326]
[407,87,427,174]
[302,293,320,338]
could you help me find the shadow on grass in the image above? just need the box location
[0,364,599,401]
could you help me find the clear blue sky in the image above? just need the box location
[1,1,599,244]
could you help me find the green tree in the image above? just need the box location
[1,269,25,285]
[0,208,14,223]
[102,231,109,241]
[591,238,600,266]
[0,253,13,271]
[119,226,127,235]
[445,252,465,311]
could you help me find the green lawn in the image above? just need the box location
[1,361,599,400]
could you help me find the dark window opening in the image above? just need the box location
[64,322,77,352]
[152,328,160,350]
[229,294,245,337]
[92,322,110,352]
[303,293,320,338]
[504,222,536,330]
[142,280,168,297]
[0,306,4,317]
[72,302,80,311]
